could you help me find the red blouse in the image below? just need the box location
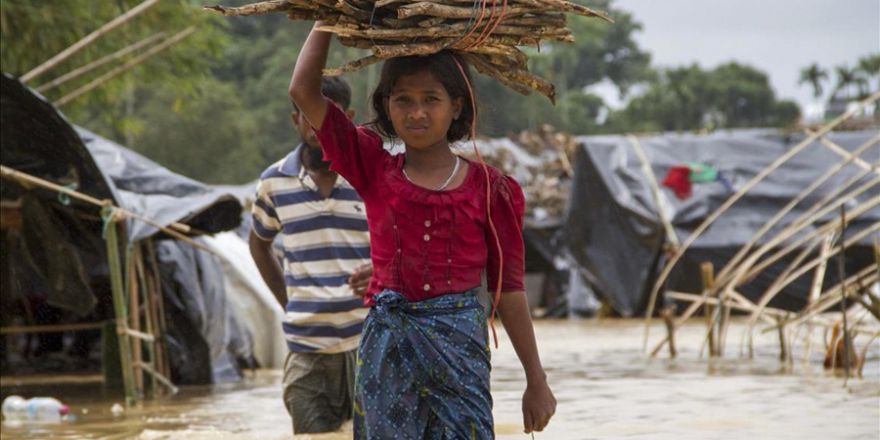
[315,99,526,305]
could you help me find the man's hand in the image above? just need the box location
[348,263,372,297]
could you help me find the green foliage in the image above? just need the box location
[799,63,828,99]
[1,0,809,184]
[606,62,800,132]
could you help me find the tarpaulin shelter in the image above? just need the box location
[1,73,253,398]
[565,129,879,317]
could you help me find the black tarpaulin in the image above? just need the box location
[566,129,879,316]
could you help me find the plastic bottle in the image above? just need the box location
[2,396,69,423]
[2,395,26,422]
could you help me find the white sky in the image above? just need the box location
[594,0,880,110]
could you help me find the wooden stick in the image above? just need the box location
[133,361,179,394]
[21,0,161,83]
[128,245,144,397]
[642,92,880,351]
[808,129,879,175]
[626,135,680,248]
[0,165,214,254]
[701,262,717,356]
[397,2,536,20]
[35,32,168,94]
[203,0,298,16]
[105,217,137,406]
[836,206,852,380]
[743,219,880,331]
[0,323,104,334]
[55,27,196,107]
[661,306,677,358]
[739,191,880,284]
[135,244,159,397]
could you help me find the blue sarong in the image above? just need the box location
[354,289,494,439]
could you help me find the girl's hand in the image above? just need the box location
[522,378,556,433]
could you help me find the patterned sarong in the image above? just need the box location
[354,289,494,439]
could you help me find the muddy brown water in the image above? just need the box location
[2,319,877,439]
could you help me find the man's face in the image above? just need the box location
[291,109,319,148]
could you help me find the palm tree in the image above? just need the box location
[833,65,858,100]
[856,54,880,94]
[798,63,828,99]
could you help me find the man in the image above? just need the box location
[249,77,371,434]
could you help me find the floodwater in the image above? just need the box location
[2,319,878,439]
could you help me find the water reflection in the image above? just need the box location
[2,319,877,439]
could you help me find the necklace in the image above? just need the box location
[403,156,461,191]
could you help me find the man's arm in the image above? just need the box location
[249,231,287,309]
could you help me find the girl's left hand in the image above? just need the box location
[522,378,556,433]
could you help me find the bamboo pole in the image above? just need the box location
[723,182,880,303]
[701,262,717,356]
[128,245,144,397]
[145,240,171,380]
[665,291,878,337]
[742,220,880,334]
[35,32,168,94]
[661,306,677,358]
[712,134,880,288]
[836,206,852,381]
[804,234,834,365]
[627,135,681,248]
[21,0,161,83]
[770,266,877,330]
[135,243,159,397]
[808,129,879,175]
[55,27,196,107]
[642,91,880,351]
[0,323,104,334]
[0,165,212,253]
[104,208,136,406]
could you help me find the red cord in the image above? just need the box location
[452,56,504,349]
[458,0,489,49]
[468,0,498,49]
[471,0,509,49]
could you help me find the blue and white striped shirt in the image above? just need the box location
[252,145,370,354]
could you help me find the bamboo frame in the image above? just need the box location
[55,27,196,107]
[642,92,880,351]
[21,0,161,82]
[35,32,168,94]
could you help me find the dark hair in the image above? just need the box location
[292,76,352,110]
[370,51,475,142]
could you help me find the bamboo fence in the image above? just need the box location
[643,93,880,380]
[205,0,612,102]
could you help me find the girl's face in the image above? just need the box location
[386,70,462,151]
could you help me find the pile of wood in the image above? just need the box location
[205,0,611,102]
[459,124,576,219]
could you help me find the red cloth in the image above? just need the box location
[315,99,526,306]
[662,166,692,200]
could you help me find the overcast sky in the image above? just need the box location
[599,0,879,111]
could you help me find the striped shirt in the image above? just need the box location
[252,145,370,354]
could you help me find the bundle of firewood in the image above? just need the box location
[205,0,611,102]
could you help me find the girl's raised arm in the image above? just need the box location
[289,23,332,130]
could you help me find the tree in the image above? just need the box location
[798,63,828,99]
[833,64,858,100]
[855,54,880,97]
[605,62,800,132]
[0,0,226,126]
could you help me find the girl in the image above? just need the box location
[290,23,556,438]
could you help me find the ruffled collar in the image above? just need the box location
[386,155,485,208]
